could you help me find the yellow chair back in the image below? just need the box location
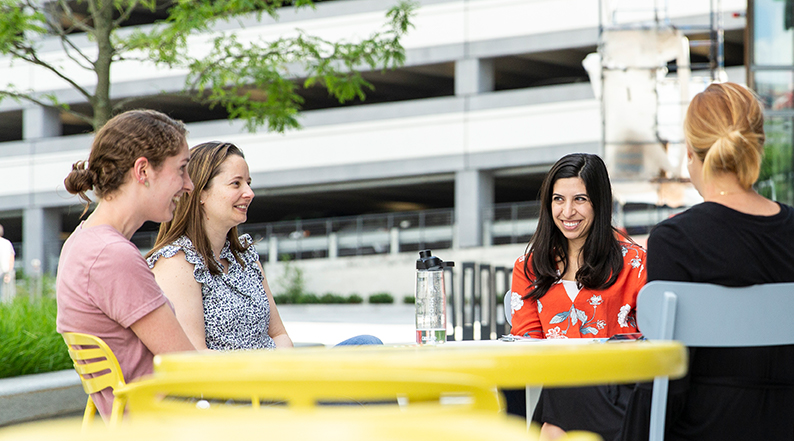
[62,332,128,429]
[118,369,503,418]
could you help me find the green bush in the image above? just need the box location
[319,293,348,304]
[275,291,369,305]
[299,293,321,304]
[0,296,71,379]
[368,292,394,304]
[346,294,363,304]
[275,258,305,304]
[273,293,294,304]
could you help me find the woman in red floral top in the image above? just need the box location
[507,153,646,441]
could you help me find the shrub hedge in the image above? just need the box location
[368,292,394,304]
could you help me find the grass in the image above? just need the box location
[0,293,72,379]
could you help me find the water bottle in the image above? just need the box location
[415,249,454,345]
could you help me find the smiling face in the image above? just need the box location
[147,140,193,223]
[551,177,594,249]
[200,154,254,234]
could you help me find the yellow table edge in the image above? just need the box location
[154,340,687,388]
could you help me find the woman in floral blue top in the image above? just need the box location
[146,142,293,350]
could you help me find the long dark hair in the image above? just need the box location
[522,153,623,301]
[146,141,249,275]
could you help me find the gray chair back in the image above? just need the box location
[504,291,512,326]
[636,280,794,441]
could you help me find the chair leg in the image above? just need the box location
[81,396,97,432]
[109,397,126,428]
[649,377,669,441]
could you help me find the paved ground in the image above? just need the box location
[277,304,416,346]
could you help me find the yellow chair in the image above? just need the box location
[62,332,128,429]
[0,412,603,441]
[117,369,503,418]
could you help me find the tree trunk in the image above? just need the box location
[91,0,115,130]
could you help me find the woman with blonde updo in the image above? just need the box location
[56,109,196,420]
[620,82,794,440]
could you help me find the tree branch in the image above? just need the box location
[7,46,95,103]
[113,0,142,28]
[0,91,93,125]
[111,95,150,112]
[84,0,100,24]
[40,4,95,71]
[53,0,94,34]
[58,38,95,71]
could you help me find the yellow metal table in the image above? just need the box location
[154,339,687,388]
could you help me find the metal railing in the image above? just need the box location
[131,208,455,262]
[35,201,682,269]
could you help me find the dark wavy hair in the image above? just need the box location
[146,141,250,276]
[522,153,623,301]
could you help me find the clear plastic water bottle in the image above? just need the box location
[415,249,454,345]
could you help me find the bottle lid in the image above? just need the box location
[416,249,455,270]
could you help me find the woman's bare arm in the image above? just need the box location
[130,303,196,354]
[150,252,209,350]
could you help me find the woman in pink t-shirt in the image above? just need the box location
[56,109,196,419]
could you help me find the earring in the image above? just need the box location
[200,200,204,204]
[144,181,149,188]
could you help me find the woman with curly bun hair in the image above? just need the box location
[56,109,196,420]
[620,82,794,440]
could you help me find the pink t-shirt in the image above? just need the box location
[56,223,168,418]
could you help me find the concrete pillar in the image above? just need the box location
[389,227,400,255]
[23,207,60,275]
[455,58,495,96]
[482,218,493,247]
[454,170,494,248]
[454,58,495,248]
[328,232,338,259]
[268,236,278,264]
[23,105,61,140]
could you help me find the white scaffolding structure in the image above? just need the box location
[589,0,726,214]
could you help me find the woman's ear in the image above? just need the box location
[133,157,150,185]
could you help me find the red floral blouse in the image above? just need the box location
[509,243,647,339]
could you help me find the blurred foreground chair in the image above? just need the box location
[636,280,794,441]
[62,332,128,429]
[0,412,603,441]
[118,370,503,418]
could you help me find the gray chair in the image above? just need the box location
[636,280,794,441]
[503,290,512,326]
[502,289,543,420]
